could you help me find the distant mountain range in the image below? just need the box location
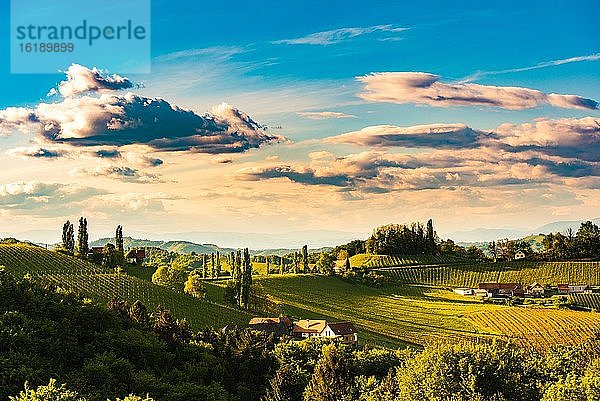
[447,217,600,242]
[89,236,332,256]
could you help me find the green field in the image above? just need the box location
[0,244,251,329]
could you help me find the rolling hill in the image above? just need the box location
[0,243,251,329]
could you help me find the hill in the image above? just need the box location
[90,236,236,254]
[90,236,329,256]
[254,275,600,350]
[0,244,251,329]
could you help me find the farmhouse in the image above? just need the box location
[248,316,293,337]
[478,283,523,297]
[292,319,327,339]
[320,322,358,344]
[126,249,146,265]
[453,288,473,296]
[514,250,527,260]
[526,282,545,297]
[569,284,592,294]
[249,317,358,344]
[473,289,491,298]
[557,284,569,294]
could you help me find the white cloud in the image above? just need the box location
[297,111,356,120]
[273,25,408,45]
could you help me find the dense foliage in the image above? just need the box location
[366,220,438,255]
[4,271,600,400]
[543,221,600,260]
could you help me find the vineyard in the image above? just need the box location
[379,261,600,287]
[468,308,600,350]
[0,244,251,329]
[350,253,464,268]
[570,293,600,311]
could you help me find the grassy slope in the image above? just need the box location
[255,275,497,348]
[350,253,465,268]
[0,244,251,329]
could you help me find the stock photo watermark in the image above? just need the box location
[11,0,151,73]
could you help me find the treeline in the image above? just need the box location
[58,218,126,268]
[542,221,600,261]
[4,272,600,401]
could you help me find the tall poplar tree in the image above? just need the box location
[62,220,75,255]
[302,245,309,273]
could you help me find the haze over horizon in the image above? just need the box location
[0,1,598,242]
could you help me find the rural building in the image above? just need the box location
[557,284,569,294]
[248,316,294,337]
[473,289,491,298]
[526,282,545,297]
[126,249,146,265]
[249,317,358,344]
[478,283,523,297]
[453,288,473,296]
[514,250,527,260]
[292,319,327,339]
[568,284,592,294]
[320,322,358,344]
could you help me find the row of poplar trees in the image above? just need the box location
[229,248,253,308]
[61,219,125,268]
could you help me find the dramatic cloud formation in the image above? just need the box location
[53,64,135,97]
[241,117,600,192]
[273,25,408,45]
[297,111,356,120]
[493,117,600,162]
[357,72,599,110]
[0,65,285,155]
[325,123,484,149]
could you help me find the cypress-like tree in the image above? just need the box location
[240,248,252,308]
[345,256,350,271]
[302,245,309,273]
[215,251,221,278]
[115,225,124,253]
[426,219,436,254]
[266,257,270,275]
[202,254,208,278]
[76,217,89,258]
[62,220,75,255]
[210,253,215,278]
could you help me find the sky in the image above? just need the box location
[0,0,599,246]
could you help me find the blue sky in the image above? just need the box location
[0,0,598,246]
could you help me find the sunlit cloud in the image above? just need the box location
[297,111,357,119]
[357,72,598,110]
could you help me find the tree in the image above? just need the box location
[62,220,75,255]
[345,256,350,271]
[426,218,436,253]
[316,252,335,275]
[76,217,89,257]
[303,344,356,401]
[210,253,215,278]
[184,270,206,298]
[202,254,208,278]
[129,300,150,327]
[102,243,119,269]
[152,264,187,290]
[10,379,84,401]
[302,245,309,273]
[575,221,600,259]
[264,364,309,401]
[214,251,221,278]
[266,257,270,275]
[240,248,252,308]
[115,225,125,265]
